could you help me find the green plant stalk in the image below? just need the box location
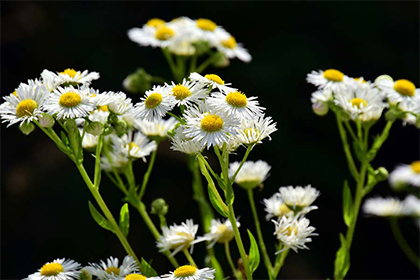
[272,247,289,278]
[225,241,241,279]
[183,248,197,267]
[138,143,159,200]
[247,189,273,280]
[195,52,219,73]
[389,218,420,269]
[230,144,253,185]
[162,48,180,82]
[335,116,359,180]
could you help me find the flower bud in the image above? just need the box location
[64,119,78,131]
[192,40,211,56]
[151,198,168,216]
[312,102,329,116]
[212,52,230,68]
[19,122,35,135]
[374,75,393,85]
[38,113,55,128]
[114,119,128,136]
[123,68,153,94]
[385,108,399,122]
[375,167,389,182]
[79,269,92,280]
[85,121,103,136]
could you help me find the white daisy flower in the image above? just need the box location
[215,32,251,63]
[100,149,129,172]
[376,77,419,105]
[235,115,277,145]
[94,91,134,116]
[56,68,100,86]
[404,195,420,217]
[307,69,351,93]
[41,69,62,92]
[157,219,203,256]
[273,215,317,253]
[161,265,215,280]
[334,85,386,122]
[363,197,409,217]
[134,85,175,121]
[202,218,239,247]
[263,193,293,221]
[170,125,204,155]
[24,258,81,280]
[389,161,420,189]
[134,117,177,140]
[0,81,49,127]
[128,21,179,49]
[310,89,333,116]
[207,90,264,119]
[229,160,271,189]
[113,131,157,161]
[398,95,420,126]
[189,73,237,93]
[89,107,110,124]
[85,255,139,279]
[109,273,161,280]
[44,86,96,119]
[279,185,320,213]
[183,103,240,149]
[193,18,226,46]
[167,79,208,107]
[80,128,98,149]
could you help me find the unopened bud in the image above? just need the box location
[38,113,55,128]
[375,167,389,182]
[312,102,329,116]
[151,198,168,216]
[123,68,155,94]
[115,119,128,136]
[212,52,230,68]
[19,122,35,135]
[85,121,103,136]
[79,269,92,280]
[374,75,393,85]
[64,119,78,131]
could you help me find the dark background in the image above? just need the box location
[1,1,419,279]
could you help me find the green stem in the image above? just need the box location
[34,121,72,159]
[247,189,273,279]
[225,241,241,279]
[336,115,359,180]
[230,145,254,185]
[167,112,185,124]
[195,53,219,73]
[366,120,393,160]
[94,134,103,188]
[162,48,180,82]
[183,249,197,267]
[389,218,420,269]
[272,247,289,278]
[189,54,198,73]
[344,121,358,143]
[138,144,159,200]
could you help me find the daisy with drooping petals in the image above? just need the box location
[41,69,62,92]
[279,185,320,213]
[94,91,134,116]
[134,86,175,121]
[24,258,81,280]
[134,117,177,140]
[229,160,271,189]
[202,218,239,247]
[363,197,409,217]
[235,115,277,145]
[44,86,96,119]
[273,215,318,253]
[113,131,157,161]
[157,219,203,256]
[161,265,215,280]
[167,79,208,107]
[306,69,350,93]
[85,256,139,279]
[215,31,251,63]
[389,161,420,189]
[79,128,98,149]
[170,125,204,155]
[263,193,293,221]
[376,77,419,105]
[189,73,237,93]
[0,81,48,127]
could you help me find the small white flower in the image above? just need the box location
[85,256,139,279]
[189,73,237,93]
[404,195,420,217]
[41,69,62,92]
[389,161,420,189]
[202,218,239,247]
[215,31,251,63]
[94,91,134,116]
[24,258,81,280]
[56,68,100,86]
[44,86,96,119]
[128,21,180,49]
[376,77,419,106]
[161,265,215,280]
[307,69,351,93]
[134,117,177,139]
[235,115,277,145]
[263,193,293,221]
[80,128,98,149]
[170,125,204,155]
[279,185,320,213]
[157,219,203,256]
[311,89,332,116]
[363,197,410,217]
[167,79,208,107]
[273,215,317,253]
[229,160,271,189]
[113,131,157,161]
[134,86,175,121]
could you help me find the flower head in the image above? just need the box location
[202,218,239,247]
[161,266,215,280]
[307,69,350,93]
[24,258,81,280]
[389,161,420,189]
[263,193,293,220]
[85,256,139,279]
[279,185,320,213]
[229,160,271,189]
[363,197,410,217]
[134,86,175,121]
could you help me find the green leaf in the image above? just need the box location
[139,258,158,277]
[208,184,228,217]
[334,234,350,280]
[342,181,354,227]
[119,203,130,237]
[88,201,115,233]
[225,183,235,206]
[61,131,69,147]
[247,229,260,274]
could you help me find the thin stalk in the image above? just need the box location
[189,54,198,73]
[138,144,159,200]
[389,218,420,269]
[225,241,240,279]
[336,115,359,180]
[230,145,254,185]
[162,48,180,82]
[195,53,219,73]
[344,121,358,143]
[183,249,197,267]
[94,134,103,188]
[272,248,290,278]
[247,189,273,279]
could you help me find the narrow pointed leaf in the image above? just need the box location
[119,203,130,237]
[88,201,115,233]
[247,229,260,274]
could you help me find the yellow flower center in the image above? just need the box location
[12,90,17,96]
[128,142,140,152]
[145,93,162,108]
[201,114,224,132]
[60,68,78,78]
[410,161,420,174]
[196,18,217,31]
[393,79,416,97]
[126,274,147,280]
[323,69,344,82]
[225,91,247,108]
[105,266,120,275]
[354,77,367,83]
[174,265,197,277]
[155,26,175,41]
[59,92,82,108]
[221,36,237,49]
[146,18,165,28]
[176,231,194,241]
[285,226,298,236]
[99,105,109,112]
[204,74,224,85]
[216,224,234,243]
[16,99,38,117]
[40,263,64,276]
[350,98,368,109]
[172,84,191,100]
[278,204,291,216]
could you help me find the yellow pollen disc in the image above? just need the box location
[226,91,248,108]
[174,265,197,277]
[146,18,165,28]
[221,36,237,49]
[205,74,224,85]
[60,68,78,78]
[394,79,416,97]
[350,98,368,109]
[285,226,298,236]
[126,274,147,280]
[176,232,194,241]
[16,99,38,117]
[59,92,82,108]
[410,161,420,174]
[278,204,291,215]
[99,105,109,112]
[128,142,140,152]
[12,90,17,96]
[323,69,344,82]
[196,18,217,31]
[105,266,120,275]
[40,263,64,276]
[201,114,224,132]
[155,26,175,41]
[145,93,163,108]
[172,84,191,100]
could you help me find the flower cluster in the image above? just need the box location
[307,69,420,125]
[128,17,251,62]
